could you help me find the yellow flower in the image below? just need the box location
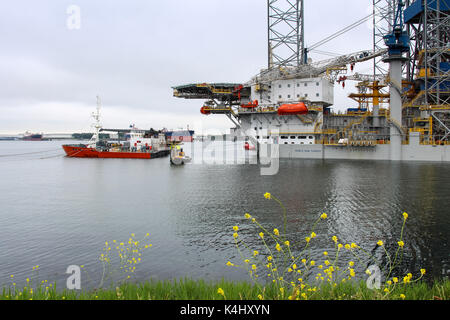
[310,260,316,266]
[276,243,281,251]
[377,240,384,246]
[420,269,426,275]
[305,237,311,243]
[349,269,355,277]
[301,259,306,264]
[264,192,271,199]
[349,261,354,267]
[258,294,263,300]
[259,232,264,239]
[398,241,404,247]
[233,226,239,231]
[384,288,389,293]
[284,241,290,247]
[345,244,351,250]
[393,277,398,283]
[351,243,358,249]
[245,213,251,219]
[217,288,225,296]
[403,212,408,220]
[252,264,257,270]
[267,256,273,262]
[338,243,343,249]
[323,251,328,256]
[273,229,280,236]
[292,264,297,270]
[324,260,330,266]
[332,236,338,243]
[321,213,327,219]
[400,294,406,300]
[253,250,259,256]
[226,261,234,267]
[366,269,372,276]
[311,232,317,238]
[387,280,392,285]
[233,233,238,239]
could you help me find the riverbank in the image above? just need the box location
[1,278,449,300]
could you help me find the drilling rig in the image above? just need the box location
[173,0,450,162]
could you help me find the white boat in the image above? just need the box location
[170,145,191,165]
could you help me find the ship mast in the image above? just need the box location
[88,96,102,148]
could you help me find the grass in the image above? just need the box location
[2,195,448,301]
[1,278,449,300]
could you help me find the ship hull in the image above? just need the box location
[62,145,169,159]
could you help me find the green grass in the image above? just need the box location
[1,278,449,300]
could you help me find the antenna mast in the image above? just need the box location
[88,96,102,148]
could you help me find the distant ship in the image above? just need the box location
[22,132,43,141]
[165,129,195,142]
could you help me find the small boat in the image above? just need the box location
[170,145,191,165]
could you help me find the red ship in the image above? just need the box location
[62,97,170,159]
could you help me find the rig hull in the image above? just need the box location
[274,143,450,162]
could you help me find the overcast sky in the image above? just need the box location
[0,0,381,134]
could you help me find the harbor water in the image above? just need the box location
[0,140,449,289]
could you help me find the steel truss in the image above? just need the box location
[268,0,304,68]
[406,0,450,106]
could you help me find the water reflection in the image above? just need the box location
[0,141,448,289]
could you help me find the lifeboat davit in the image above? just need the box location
[200,106,211,115]
[241,100,259,109]
[277,103,308,115]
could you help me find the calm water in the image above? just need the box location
[0,140,449,289]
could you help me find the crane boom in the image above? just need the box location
[248,49,388,85]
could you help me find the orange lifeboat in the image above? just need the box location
[277,103,308,115]
[241,100,259,109]
[200,106,211,115]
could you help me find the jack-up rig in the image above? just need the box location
[173,0,450,161]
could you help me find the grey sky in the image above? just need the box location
[0,0,380,134]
